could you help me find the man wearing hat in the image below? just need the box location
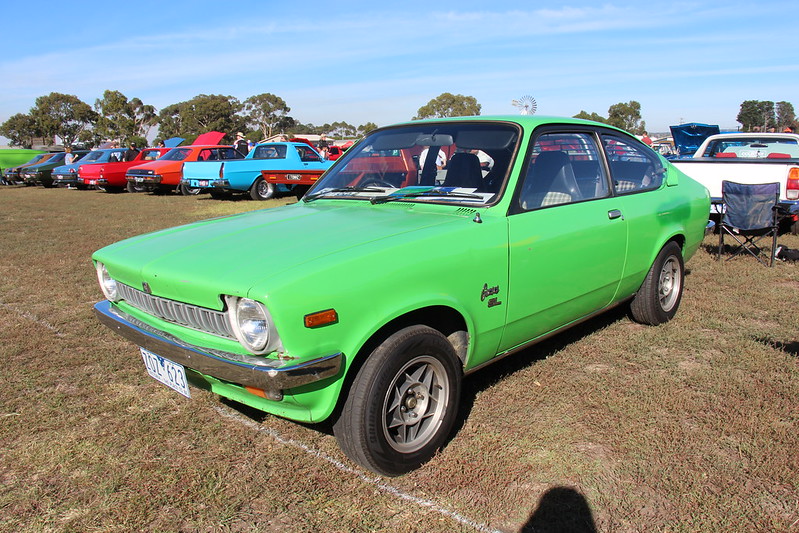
[233,132,249,154]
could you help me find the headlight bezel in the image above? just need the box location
[95,262,119,302]
[225,295,280,355]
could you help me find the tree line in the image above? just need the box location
[0,91,381,149]
[1,90,795,149]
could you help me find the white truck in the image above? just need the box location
[671,132,799,231]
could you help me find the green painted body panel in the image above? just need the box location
[0,149,46,174]
[93,116,710,424]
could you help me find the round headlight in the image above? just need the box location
[230,297,270,353]
[95,262,119,301]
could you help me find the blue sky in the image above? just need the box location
[1,0,797,141]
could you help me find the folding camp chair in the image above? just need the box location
[717,181,780,266]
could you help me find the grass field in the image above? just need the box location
[1,186,797,532]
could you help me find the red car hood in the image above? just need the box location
[192,131,226,145]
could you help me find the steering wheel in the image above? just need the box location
[359,178,396,188]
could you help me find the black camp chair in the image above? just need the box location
[717,180,780,267]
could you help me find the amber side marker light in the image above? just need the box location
[304,309,338,328]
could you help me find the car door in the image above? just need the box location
[294,145,328,170]
[500,129,628,353]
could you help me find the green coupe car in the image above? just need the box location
[92,116,710,476]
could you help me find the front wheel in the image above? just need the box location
[249,177,275,200]
[333,325,461,476]
[630,241,684,325]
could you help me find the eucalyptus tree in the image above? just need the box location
[30,92,97,147]
[414,93,481,119]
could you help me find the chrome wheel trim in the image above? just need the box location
[658,255,681,312]
[382,355,449,453]
[256,180,274,199]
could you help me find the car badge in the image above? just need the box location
[142,282,152,294]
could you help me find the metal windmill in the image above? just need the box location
[511,95,538,115]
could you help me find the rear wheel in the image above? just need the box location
[180,182,203,196]
[127,181,146,193]
[630,241,684,325]
[333,325,461,476]
[249,177,275,200]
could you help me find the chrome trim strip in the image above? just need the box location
[117,283,234,339]
[93,300,343,394]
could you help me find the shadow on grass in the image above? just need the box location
[454,305,629,435]
[754,336,799,357]
[521,486,598,533]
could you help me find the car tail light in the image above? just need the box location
[787,167,799,200]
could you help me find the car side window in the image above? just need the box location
[518,132,609,211]
[601,135,663,193]
[296,146,322,162]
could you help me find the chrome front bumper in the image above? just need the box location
[93,300,342,399]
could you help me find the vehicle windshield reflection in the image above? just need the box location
[306,122,519,206]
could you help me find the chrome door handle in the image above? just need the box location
[608,209,623,220]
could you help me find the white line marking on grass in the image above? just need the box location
[0,301,64,336]
[213,404,500,533]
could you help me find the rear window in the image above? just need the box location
[703,137,799,159]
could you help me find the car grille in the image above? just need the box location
[117,283,234,339]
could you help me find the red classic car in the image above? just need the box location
[79,148,171,192]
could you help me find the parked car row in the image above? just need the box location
[2,132,346,201]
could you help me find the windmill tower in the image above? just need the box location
[511,95,537,115]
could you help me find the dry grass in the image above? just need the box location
[1,186,797,532]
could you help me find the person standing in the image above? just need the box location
[124,143,139,162]
[234,132,249,154]
[64,147,76,165]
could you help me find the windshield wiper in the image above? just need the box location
[371,188,484,204]
[303,186,389,203]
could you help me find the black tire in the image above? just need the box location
[180,182,203,196]
[333,325,461,476]
[249,177,275,200]
[127,181,146,193]
[630,241,684,325]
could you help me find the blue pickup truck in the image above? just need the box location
[181,141,334,200]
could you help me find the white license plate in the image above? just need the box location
[89,180,96,185]
[135,177,144,182]
[140,347,191,398]
[199,180,208,187]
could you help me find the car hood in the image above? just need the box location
[192,131,226,145]
[95,202,468,309]
[93,201,464,309]
[669,123,720,157]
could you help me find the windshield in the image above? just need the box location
[306,122,519,205]
[160,148,192,161]
[141,149,162,161]
[702,137,799,159]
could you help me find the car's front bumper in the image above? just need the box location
[93,300,343,400]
